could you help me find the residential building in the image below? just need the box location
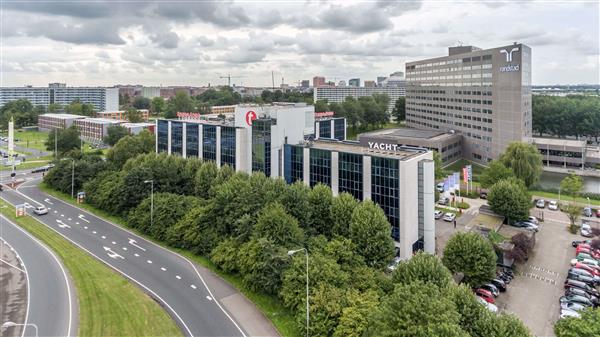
[0,84,119,111]
[405,43,532,164]
[377,76,387,86]
[364,80,376,88]
[38,113,86,131]
[314,86,406,113]
[349,78,360,87]
[313,76,326,87]
[141,87,161,98]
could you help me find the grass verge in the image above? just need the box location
[346,122,402,140]
[39,184,300,337]
[0,160,50,171]
[529,190,600,207]
[0,198,182,337]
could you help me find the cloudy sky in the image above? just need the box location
[1,0,598,87]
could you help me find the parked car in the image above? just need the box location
[581,223,593,237]
[474,288,495,304]
[528,216,539,225]
[480,191,488,199]
[512,221,539,232]
[33,206,48,215]
[573,262,600,276]
[572,239,593,247]
[475,296,498,313]
[438,197,449,205]
[479,284,499,297]
[567,271,597,286]
[559,295,594,308]
[434,210,444,219]
[572,258,600,271]
[569,267,600,281]
[548,200,559,211]
[443,213,456,222]
[436,182,445,192]
[560,301,588,312]
[564,279,600,297]
[490,278,507,292]
[536,199,546,208]
[566,287,599,304]
[584,207,593,217]
[559,308,582,319]
[597,209,600,218]
[576,247,600,260]
[386,256,404,272]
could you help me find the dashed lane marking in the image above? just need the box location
[83,226,88,229]
[122,247,127,251]
[206,296,212,301]
[134,253,139,257]
[147,260,152,264]
[161,267,166,271]
[92,231,97,234]
[111,241,116,245]
[101,236,106,239]
[190,285,197,289]
[176,275,181,280]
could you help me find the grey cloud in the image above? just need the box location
[152,2,250,28]
[222,50,267,64]
[26,20,126,45]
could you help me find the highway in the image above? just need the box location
[1,175,248,337]
[0,213,76,337]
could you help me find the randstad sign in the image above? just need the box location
[500,64,519,72]
[499,47,519,72]
[368,142,400,151]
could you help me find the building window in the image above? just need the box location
[318,121,331,138]
[284,144,304,184]
[334,119,345,140]
[171,122,183,155]
[338,152,363,200]
[371,157,400,241]
[309,148,331,187]
[186,123,199,157]
[221,126,236,169]
[202,125,217,162]
[157,120,168,153]
[252,119,272,176]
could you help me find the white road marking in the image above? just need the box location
[176,275,181,280]
[147,260,152,264]
[103,246,124,260]
[101,236,106,239]
[92,231,97,234]
[128,238,146,251]
[56,219,71,229]
[122,247,127,251]
[75,222,79,225]
[67,218,72,221]
[161,267,166,271]
[83,226,88,229]
[206,296,213,301]
[0,257,26,273]
[111,241,116,245]
[134,253,140,257]
[44,198,54,205]
[78,214,90,223]
[53,210,57,214]
[190,285,197,289]
[60,214,64,217]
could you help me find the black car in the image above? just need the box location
[567,272,597,286]
[564,279,600,297]
[490,278,507,292]
[560,295,594,308]
[566,287,599,305]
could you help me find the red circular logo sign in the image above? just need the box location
[245,110,257,126]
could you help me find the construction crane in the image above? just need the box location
[219,74,243,87]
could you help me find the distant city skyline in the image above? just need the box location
[1,0,598,87]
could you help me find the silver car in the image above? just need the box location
[33,206,48,215]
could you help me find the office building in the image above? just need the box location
[349,78,361,87]
[358,128,462,165]
[141,87,161,98]
[364,80,376,88]
[314,86,406,113]
[301,80,310,88]
[96,109,150,122]
[405,43,532,164]
[377,76,387,86]
[38,113,86,131]
[313,76,326,87]
[74,118,123,143]
[531,137,600,169]
[210,105,236,115]
[0,84,119,111]
[122,122,155,135]
[156,103,435,258]
[381,71,406,88]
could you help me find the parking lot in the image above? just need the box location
[496,207,580,337]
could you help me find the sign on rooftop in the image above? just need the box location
[176,112,202,119]
[315,111,335,118]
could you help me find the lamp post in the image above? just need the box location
[288,248,309,337]
[2,321,38,337]
[71,159,75,199]
[144,180,154,227]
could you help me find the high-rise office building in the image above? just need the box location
[405,43,532,163]
[314,86,406,113]
[301,80,310,88]
[349,78,360,87]
[313,76,326,87]
[0,84,119,111]
[364,80,376,88]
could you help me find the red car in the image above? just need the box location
[474,288,496,304]
[573,263,600,276]
[596,209,600,218]
[576,247,600,260]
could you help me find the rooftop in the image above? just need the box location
[531,137,586,148]
[40,113,86,119]
[358,128,459,141]
[76,118,124,124]
[302,138,428,160]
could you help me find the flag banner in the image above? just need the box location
[467,165,473,182]
[453,172,460,189]
[443,178,449,192]
[463,167,468,183]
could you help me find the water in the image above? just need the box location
[537,171,600,194]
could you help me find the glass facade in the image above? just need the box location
[157,120,168,153]
[284,145,304,184]
[171,122,183,155]
[318,121,331,138]
[309,148,331,187]
[202,125,217,162]
[186,123,199,158]
[252,119,272,176]
[220,126,236,169]
[333,119,345,140]
[371,157,400,240]
[338,152,363,200]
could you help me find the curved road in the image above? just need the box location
[0,214,76,337]
[2,176,252,337]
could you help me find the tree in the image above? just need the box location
[45,126,81,155]
[252,202,304,247]
[0,99,37,128]
[314,99,328,112]
[106,130,155,168]
[65,100,94,116]
[236,238,289,295]
[366,282,468,337]
[433,151,444,180]
[151,97,165,116]
[560,173,584,197]
[165,91,193,118]
[392,96,406,122]
[125,108,144,123]
[132,96,151,110]
[392,252,453,289]
[307,184,333,237]
[349,200,395,269]
[555,307,600,337]
[480,160,515,188]
[442,232,497,287]
[487,177,531,222]
[333,290,379,337]
[563,203,583,229]
[194,161,219,198]
[104,125,129,146]
[330,193,359,237]
[499,142,543,188]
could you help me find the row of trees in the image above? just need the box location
[314,94,390,130]
[0,99,97,129]
[533,95,600,141]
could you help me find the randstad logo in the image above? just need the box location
[500,64,520,72]
[500,47,519,62]
[245,110,257,126]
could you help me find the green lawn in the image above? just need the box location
[346,122,403,140]
[40,184,300,337]
[0,199,182,337]
[14,129,49,152]
[0,160,51,171]
[529,190,600,207]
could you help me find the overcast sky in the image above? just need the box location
[1,0,598,87]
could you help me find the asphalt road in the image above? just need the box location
[2,176,248,337]
[0,213,76,337]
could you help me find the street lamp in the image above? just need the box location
[288,248,309,337]
[144,180,154,227]
[587,197,591,210]
[2,321,38,337]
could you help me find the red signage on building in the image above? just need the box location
[315,111,335,118]
[245,110,257,126]
[176,112,202,119]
